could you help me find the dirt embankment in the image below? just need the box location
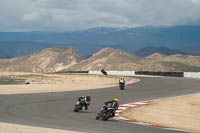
[121,93,200,132]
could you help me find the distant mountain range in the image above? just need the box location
[0,25,200,58]
[135,46,187,57]
[1,47,200,72]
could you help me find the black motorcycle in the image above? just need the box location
[101,69,108,75]
[73,96,90,112]
[96,105,115,121]
[73,100,84,112]
[119,82,125,90]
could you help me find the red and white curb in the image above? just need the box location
[114,78,140,86]
[113,101,151,122]
[113,101,190,132]
[126,78,140,85]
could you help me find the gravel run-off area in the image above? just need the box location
[121,93,200,132]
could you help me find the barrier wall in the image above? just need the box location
[85,70,200,78]
[88,71,102,75]
[89,71,135,76]
[55,70,89,74]
[107,71,135,76]
[184,72,200,79]
[135,71,184,77]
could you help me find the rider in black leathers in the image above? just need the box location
[104,98,119,117]
[78,95,90,110]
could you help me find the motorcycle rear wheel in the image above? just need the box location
[96,116,100,120]
[102,111,111,121]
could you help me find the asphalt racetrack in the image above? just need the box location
[0,77,200,133]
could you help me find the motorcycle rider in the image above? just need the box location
[104,98,119,117]
[101,68,107,75]
[78,95,90,110]
[119,77,125,85]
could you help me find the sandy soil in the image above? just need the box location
[0,122,84,133]
[0,72,130,94]
[121,93,200,132]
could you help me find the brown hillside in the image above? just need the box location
[145,53,166,60]
[161,54,200,66]
[67,48,143,71]
[143,54,200,72]
[0,47,83,73]
[1,47,200,73]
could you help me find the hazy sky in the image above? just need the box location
[0,0,200,31]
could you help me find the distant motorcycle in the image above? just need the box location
[119,82,125,90]
[96,105,115,121]
[73,96,91,112]
[101,69,107,75]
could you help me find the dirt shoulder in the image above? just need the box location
[121,93,200,132]
[0,122,84,133]
[0,72,131,94]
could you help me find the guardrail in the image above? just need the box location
[55,70,89,74]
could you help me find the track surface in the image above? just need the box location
[0,77,200,133]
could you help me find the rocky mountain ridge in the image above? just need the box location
[1,47,200,73]
[0,47,83,73]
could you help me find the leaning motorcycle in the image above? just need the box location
[73,100,84,112]
[96,106,115,121]
[73,95,91,112]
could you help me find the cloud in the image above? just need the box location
[0,0,200,31]
[22,12,41,21]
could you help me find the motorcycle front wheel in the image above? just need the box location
[96,116,100,120]
[73,105,81,112]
